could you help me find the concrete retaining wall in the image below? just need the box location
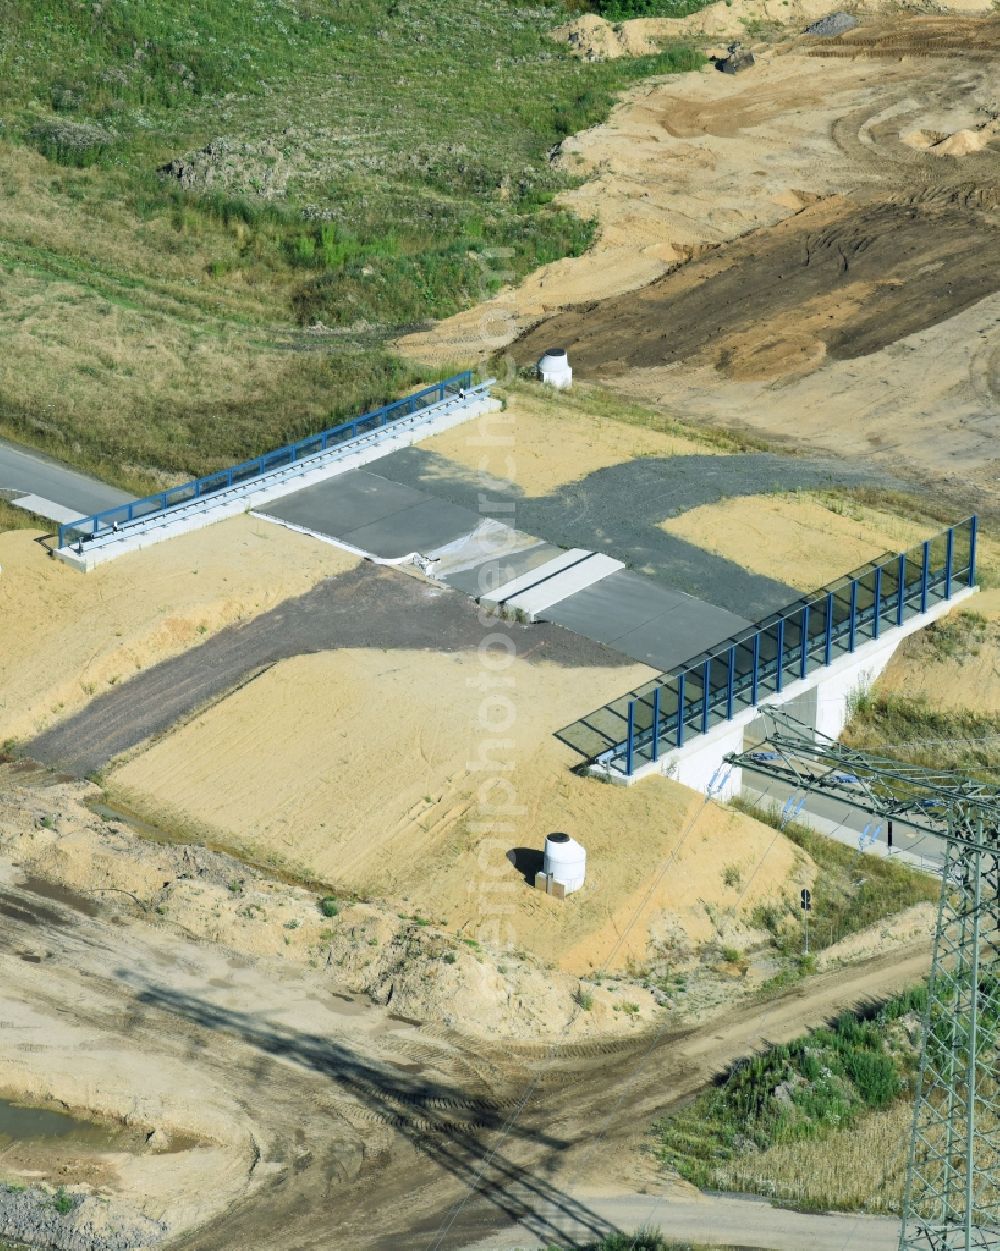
[56,394,499,572]
[591,584,978,792]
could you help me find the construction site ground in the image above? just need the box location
[0,788,929,1250]
[404,12,1000,517]
[3,5,999,1246]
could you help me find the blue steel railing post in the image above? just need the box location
[969,515,978,586]
[848,579,858,653]
[824,592,834,666]
[651,686,661,763]
[626,702,635,776]
[751,633,760,706]
[677,673,686,748]
[873,566,882,641]
[799,604,809,681]
[945,527,954,599]
[897,553,906,626]
[701,658,711,734]
[920,540,930,613]
[775,618,784,694]
[726,646,735,719]
[55,372,479,556]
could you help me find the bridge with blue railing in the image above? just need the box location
[558,516,978,779]
[57,371,476,553]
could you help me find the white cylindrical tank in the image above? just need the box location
[544,832,586,893]
[537,348,572,390]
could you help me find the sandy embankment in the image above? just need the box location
[421,383,725,497]
[399,53,879,364]
[870,587,1000,717]
[0,515,355,742]
[399,15,1000,513]
[105,646,806,976]
[661,492,931,590]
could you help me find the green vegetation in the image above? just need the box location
[842,609,1000,785]
[730,799,939,953]
[0,500,51,532]
[51,1186,75,1216]
[596,0,716,19]
[502,377,767,452]
[318,895,339,918]
[657,987,926,1199]
[845,688,1000,783]
[0,1,702,494]
[574,986,595,1010]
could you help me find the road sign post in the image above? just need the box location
[800,887,811,955]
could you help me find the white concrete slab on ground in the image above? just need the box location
[480,546,593,609]
[424,520,550,579]
[505,552,625,622]
[485,551,626,622]
[8,494,84,525]
[55,387,499,572]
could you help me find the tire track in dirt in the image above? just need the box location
[804,15,1000,60]
[514,184,1000,384]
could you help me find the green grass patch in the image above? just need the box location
[498,377,766,452]
[657,986,927,1191]
[0,1,704,483]
[597,0,717,17]
[0,498,52,533]
[730,798,938,954]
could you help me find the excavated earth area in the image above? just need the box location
[405,15,1000,508]
[511,20,1000,505]
[0,764,934,1251]
[6,15,995,1247]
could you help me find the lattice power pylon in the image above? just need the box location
[725,710,1000,1251]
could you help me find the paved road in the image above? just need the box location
[457,1192,900,1250]
[0,437,130,522]
[743,773,946,875]
[376,447,901,621]
[24,563,633,776]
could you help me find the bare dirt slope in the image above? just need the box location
[515,185,1000,385]
[104,646,804,972]
[0,516,354,743]
[866,586,1000,715]
[404,17,1000,508]
[0,831,930,1251]
[509,21,1000,506]
[661,491,931,589]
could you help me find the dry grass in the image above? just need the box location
[0,499,49,532]
[0,3,702,488]
[713,1099,910,1213]
[0,164,422,490]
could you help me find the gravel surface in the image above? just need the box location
[0,1186,165,1251]
[805,11,858,35]
[24,564,632,778]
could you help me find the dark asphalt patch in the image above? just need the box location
[544,570,751,672]
[371,448,892,620]
[24,564,634,778]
